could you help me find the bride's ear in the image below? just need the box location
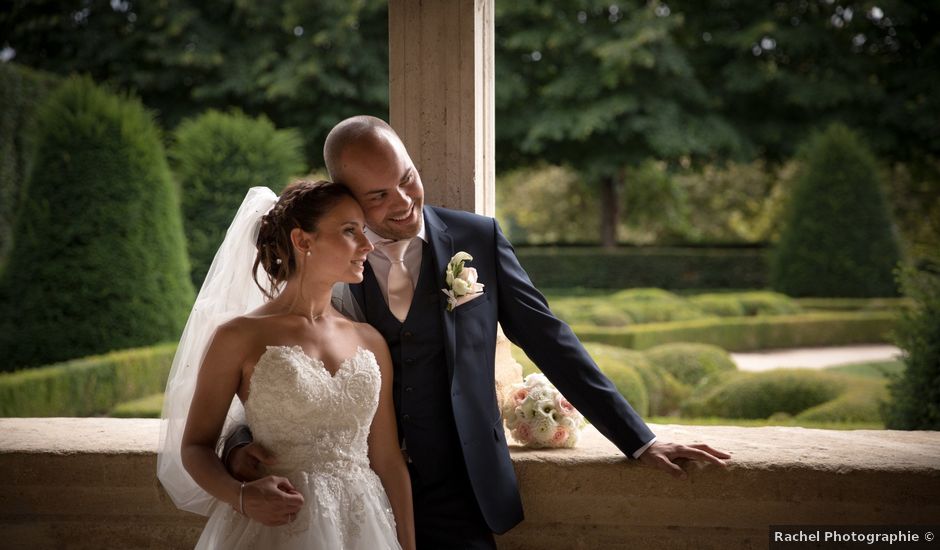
[290,227,313,256]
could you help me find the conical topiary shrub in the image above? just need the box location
[171,109,305,287]
[0,63,60,275]
[771,123,901,297]
[0,76,195,371]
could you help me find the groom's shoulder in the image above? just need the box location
[427,205,495,232]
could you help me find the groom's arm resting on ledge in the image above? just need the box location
[490,218,730,477]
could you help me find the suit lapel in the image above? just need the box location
[425,207,457,381]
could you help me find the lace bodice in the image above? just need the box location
[197,346,399,549]
[244,346,381,474]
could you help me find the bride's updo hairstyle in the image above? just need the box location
[253,179,354,299]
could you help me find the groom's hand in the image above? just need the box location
[243,476,304,526]
[637,441,730,479]
[227,442,278,482]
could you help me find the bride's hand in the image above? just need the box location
[242,475,304,526]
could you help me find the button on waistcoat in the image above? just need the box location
[362,241,460,479]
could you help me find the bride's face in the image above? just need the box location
[297,195,373,284]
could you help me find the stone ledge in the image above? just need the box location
[2,418,939,549]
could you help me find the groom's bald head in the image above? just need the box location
[323,116,405,183]
[323,116,425,240]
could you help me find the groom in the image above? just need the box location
[226,116,729,548]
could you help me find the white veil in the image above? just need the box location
[157,186,278,516]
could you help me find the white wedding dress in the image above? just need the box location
[194,346,401,549]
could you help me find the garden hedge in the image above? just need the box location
[680,367,888,423]
[0,343,176,417]
[884,253,940,429]
[771,123,901,297]
[644,343,737,387]
[0,76,195,370]
[571,311,897,351]
[0,63,59,274]
[515,246,768,289]
[171,109,305,287]
[546,289,803,329]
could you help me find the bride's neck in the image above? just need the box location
[273,279,335,321]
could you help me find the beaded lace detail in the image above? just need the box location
[241,345,396,546]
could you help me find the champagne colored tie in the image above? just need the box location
[381,239,413,322]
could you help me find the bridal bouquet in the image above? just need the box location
[501,374,585,449]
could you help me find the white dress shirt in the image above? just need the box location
[365,221,428,305]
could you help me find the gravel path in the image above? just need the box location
[730,344,902,372]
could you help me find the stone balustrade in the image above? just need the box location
[2,418,938,549]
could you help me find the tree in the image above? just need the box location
[0,76,195,370]
[1,0,389,164]
[495,0,742,247]
[171,109,306,287]
[670,0,940,166]
[883,252,940,429]
[771,123,901,297]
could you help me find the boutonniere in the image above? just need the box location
[442,251,484,311]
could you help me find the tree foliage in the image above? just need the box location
[171,109,306,287]
[883,252,940,429]
[1,0,389,163]
[0,76,194,370]
[495,0,743,246]
[670,0,940,165]
[771,123,901,297]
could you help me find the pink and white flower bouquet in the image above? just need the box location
[501,373,585,449]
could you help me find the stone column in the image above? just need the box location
[389,0,520,400]
[388,0,496,216]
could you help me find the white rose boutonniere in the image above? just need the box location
[442,251,484,311]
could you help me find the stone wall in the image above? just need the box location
[2,418,938,549]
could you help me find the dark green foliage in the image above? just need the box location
[679,366,888,423]
[573,311,897,351]
[883,254,940,429]
[172,109,305,286]
[517,246,769,290]
[0,77,195,370]
[2,0,389,164]
[588,345,650,417]
[645,343,737,387]
[0,343,176,416]
[771,124,901,297]
[681,369,846,419]
[671,1,940,167]
[0,63,59,274]
[110,392,165,418]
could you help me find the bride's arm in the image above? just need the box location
[364,329,416,550]
[181,321,304,525]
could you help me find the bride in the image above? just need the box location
[157,181,415,550]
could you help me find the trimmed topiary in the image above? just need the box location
[0,63,60,274]
[644,342,737,387]
[0,76,195,370]
[680,369,847,419]
[796,377,886,423]
[883,253,940,429]
[771,123,901,297]
[511,342,651,416]
[171,109,306,287]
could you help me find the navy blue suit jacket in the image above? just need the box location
[349,205,654,534]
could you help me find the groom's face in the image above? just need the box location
[338,132,425,241]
